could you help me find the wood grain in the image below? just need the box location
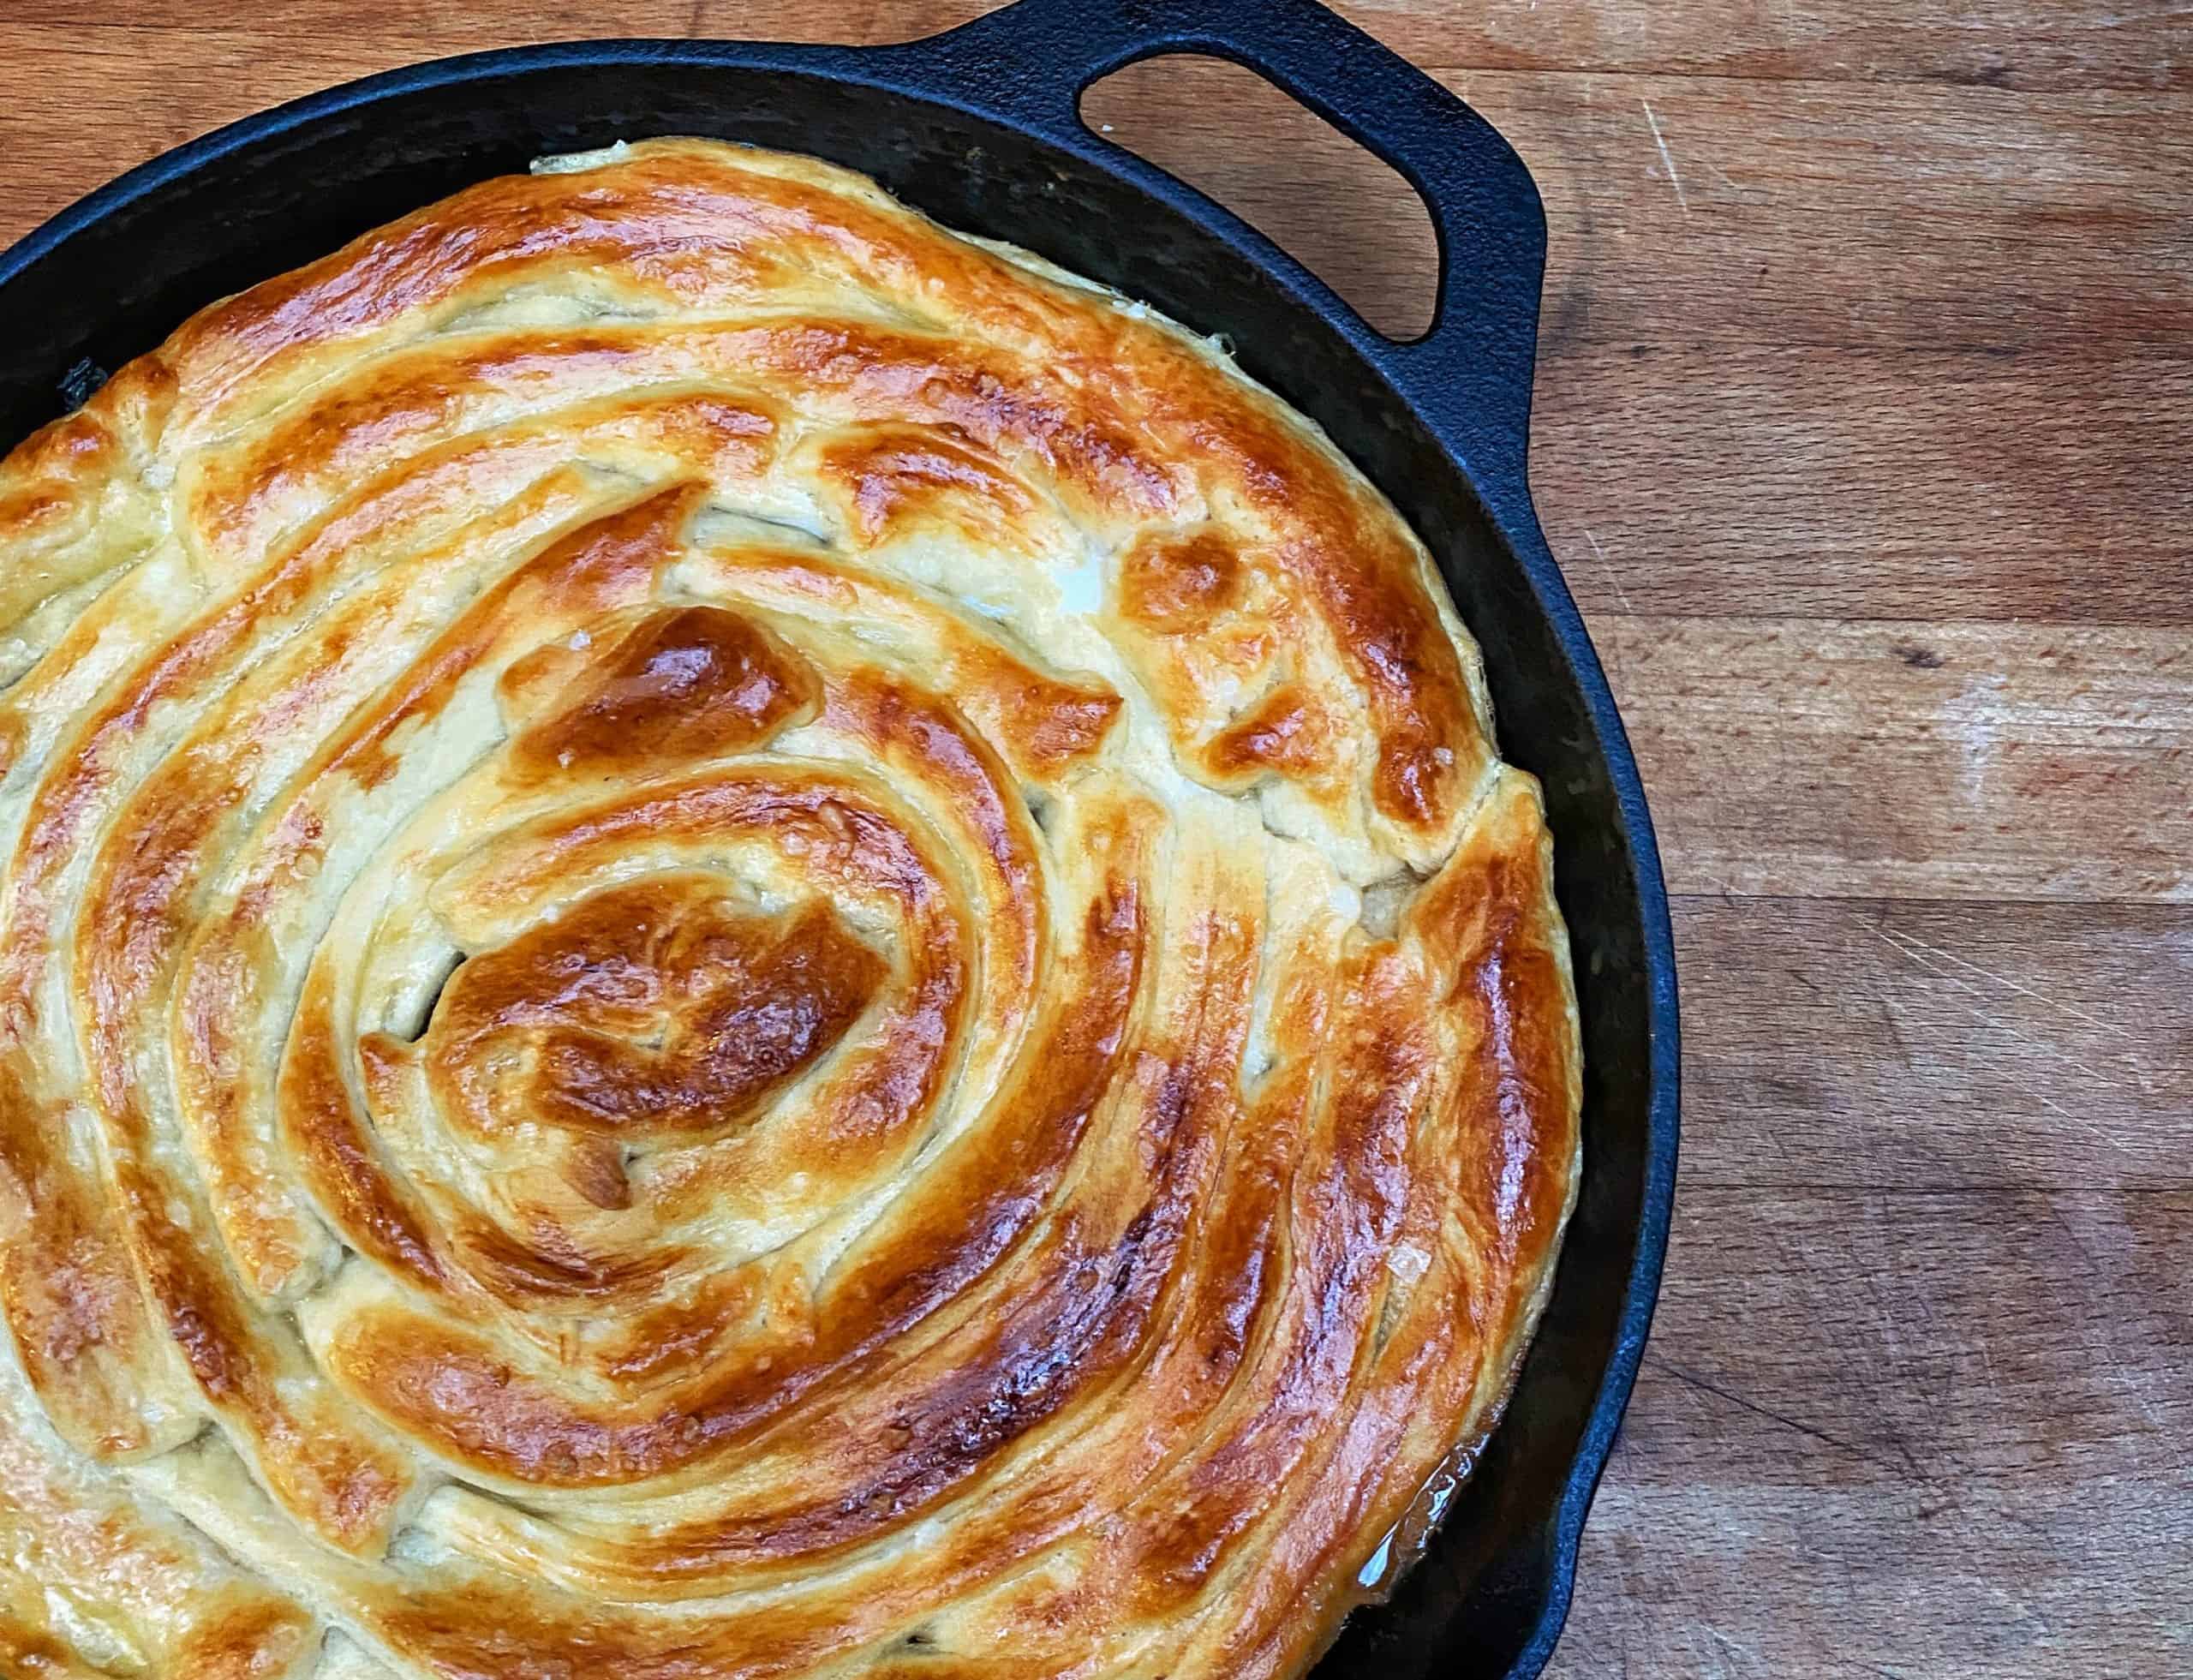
[1567,1186,2193,1677]
[1085,62,2193,619]
[1536,347,2193,625]
[1676,896,2193,1189]
[5,0,2187,90]
[1609,618,2192,901]
[1,3,2189,1676]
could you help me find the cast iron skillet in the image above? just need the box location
[0,0,1681,1672]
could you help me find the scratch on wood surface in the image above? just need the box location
[1581,526,1637,616]
[1654,1359,1921,1481]
[2086,1316,2171,1442]
[1704,1625,1772,1677]
[1874,925,2143,1094]
[1861,930,2112,1139]
[1640,98,1689,212]
[2040,1202,2178,1448]
[1860,924,2148,1130]
[1877,922,2136,1043]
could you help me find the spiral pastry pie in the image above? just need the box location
[0,139,1579,1679]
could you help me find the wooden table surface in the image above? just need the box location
[3,2,2188,1675]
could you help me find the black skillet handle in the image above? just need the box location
[881,0,1550,522]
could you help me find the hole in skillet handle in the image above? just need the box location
[1079,54,1439,340]
[894,0,1550,545]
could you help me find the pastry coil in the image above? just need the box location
[0,140,1580,1680]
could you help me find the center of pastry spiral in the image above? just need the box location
[407,877,884,1186]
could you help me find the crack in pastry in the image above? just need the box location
[0,138,1580,1680]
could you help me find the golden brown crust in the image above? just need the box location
[0,138,1578,1679]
